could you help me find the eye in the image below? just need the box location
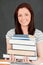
[18,14,22,17]
[25,13,29,16]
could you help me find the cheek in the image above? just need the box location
[18,17,22,24]
[18,17,22,22]
[27,15,31,22]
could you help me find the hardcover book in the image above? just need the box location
[8,35,37,60]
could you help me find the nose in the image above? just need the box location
[22,15,25,20]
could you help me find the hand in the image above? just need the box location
[9,54,16,62]
[32,57,43,65]
[22,56,32,64]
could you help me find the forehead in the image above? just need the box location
[18,7,31,14]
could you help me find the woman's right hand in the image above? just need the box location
[9,54,16,62]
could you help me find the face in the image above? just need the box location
[18,7,31,27]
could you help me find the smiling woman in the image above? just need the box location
[6,2,43,65]
[14,3,35,35]
[17,7,31,35]
[18,8,31,27]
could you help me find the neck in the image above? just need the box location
[21,25,28,34]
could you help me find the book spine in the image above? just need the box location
[9,39,36,45]
[7,50,36,56]
[3,54,37,60]
[15,56,37,60]
[12,44,36,51]
[12,37,29,40]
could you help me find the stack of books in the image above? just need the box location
[7,34,37,61]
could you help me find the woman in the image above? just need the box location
[6,3,43,65]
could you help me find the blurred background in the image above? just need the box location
[0,0,43,58]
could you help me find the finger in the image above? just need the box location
[25,56,28,61]
[22,59,25,63]
[25,57,32,63]
[9,54,14,62]
[14,57,16,62]
[22,56,26,63]
[9,55,11,62]
[11,55,14,61]
[23,56,28,63]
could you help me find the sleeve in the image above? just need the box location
[6,28,15,39]
[36,30,43,43]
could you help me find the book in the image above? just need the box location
[12,44,36,51]
[9,39,36,45]
[14,56,37,60]
[9,34,36,45]
[12,34,36,40]
[3,54,37,61]
[7,50,36,56]
[8,34,37,61]
[3,54,10,58]
[12,34,30,40]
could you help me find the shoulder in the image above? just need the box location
[35,29,43,33]
[34,29,43,43]
[6,28,15,38]
[35,29,43,36]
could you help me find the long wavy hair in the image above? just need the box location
[14,3,35,35]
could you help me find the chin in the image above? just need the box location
[22,24,28,26]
